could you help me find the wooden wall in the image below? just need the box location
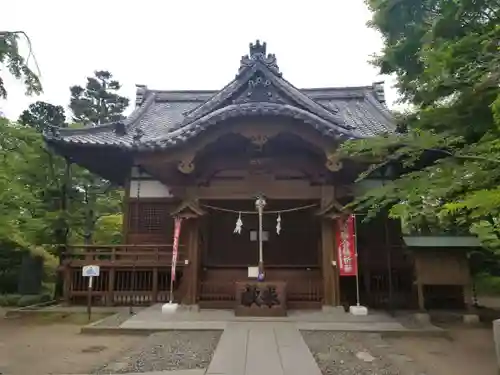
[201,200,320,267]
[125,199,188,245]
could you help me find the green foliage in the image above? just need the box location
[16,293,51,307]
[475,273,500,296]
[343,0,500,250]
[93,214,123,245]
[0,293,51,307]
[0,31,42,98]
[0,114,123,295]
[67,71,127,243]
[19,101,67,132]
[69,70,129,126]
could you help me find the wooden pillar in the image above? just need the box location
[63,266,71,305]
[184,220,200,305]
[107,268,115,306]
[152,267,158,303]
[320,186,336,306]
[122,174,131,243]
[414,255,425,311]
[463,261,475,309]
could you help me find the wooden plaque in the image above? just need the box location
[234,281,287,316]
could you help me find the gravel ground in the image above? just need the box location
[0,318,142,375]
[301,331,429,375]
[94,330,222,374]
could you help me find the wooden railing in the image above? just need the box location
[61,244,187,305]
[199,281,236,303]
[64,266,185,306]
[287,280,323,302]
[62,244,186,267]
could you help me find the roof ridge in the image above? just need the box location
[149,85,376,103]
[266,68,348,128]
[124,92,156,129]
[181,78,240,118]
[364,92,394,124]
[172,60,350,130]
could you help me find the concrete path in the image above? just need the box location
[206,322,322,375]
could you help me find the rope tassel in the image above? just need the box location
[234,212,243,234]
[276,213,281,235]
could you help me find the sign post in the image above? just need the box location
[82,265,100,321]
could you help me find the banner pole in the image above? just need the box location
[169,217,182,304]
[353,214,360,307]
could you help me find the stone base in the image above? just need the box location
[179,304,200,312]
[322,305,347,314]
[161,302,179,314]
[463,314,480,324]
[349,305,368,316]
[235,305,287,317]
[413,312,431,324]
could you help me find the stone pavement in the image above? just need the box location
[206,322,322,375]
[117,304,421,333]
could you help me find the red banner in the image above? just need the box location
[336,214,358,276]
[171,217,183,281]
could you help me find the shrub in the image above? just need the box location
[475,273,500,295]
[0,294,21,306]
[16,294,51,307]
[0,293,51,307]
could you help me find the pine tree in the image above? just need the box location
[69,70,129,126]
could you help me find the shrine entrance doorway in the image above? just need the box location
[197,199,323,309]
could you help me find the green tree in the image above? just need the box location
[341,0,500,250]
[69,70,129,126]
[92,214,123,245]
[0,31,42,98]
[68,70,127,243]
[18,101,67,132]
[0,118,57,279]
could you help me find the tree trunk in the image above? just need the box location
[54,159,71,300]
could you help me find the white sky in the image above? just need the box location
[0,0,400,120]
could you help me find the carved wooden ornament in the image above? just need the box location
[325,153,343,172]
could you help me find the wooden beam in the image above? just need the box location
[186,180,323,200]
[136,120,340,173]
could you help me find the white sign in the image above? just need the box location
[250,230,269,242]
[82,265,100,277]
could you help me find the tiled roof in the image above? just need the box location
[45,41,395,150]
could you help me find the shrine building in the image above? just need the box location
[45,41,475,313]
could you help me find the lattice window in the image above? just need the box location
[129,202,170,234]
